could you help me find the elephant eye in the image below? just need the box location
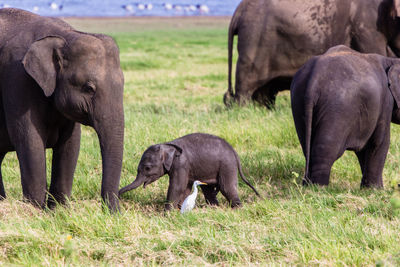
[83,82,96,93]
[144,166,151,172]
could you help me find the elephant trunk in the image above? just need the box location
[119,176,144,196]
[94,108,124,213]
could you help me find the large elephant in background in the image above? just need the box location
[224,0,400,108]
[0,8,124,212]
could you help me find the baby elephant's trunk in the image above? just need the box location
[118,177,143,196]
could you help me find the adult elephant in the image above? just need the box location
[224,0,400,107]
[0,8,124,212]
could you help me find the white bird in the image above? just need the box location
[137,3,145,10]
[180,181,207,214]
[163,3,172,10]
[174,5,183,12]
[198,4,209,14]
[49,2,58,10]
[145,3,153,10]
[32,6,39,12]
[189,5,196,12]
[122,4,134,13]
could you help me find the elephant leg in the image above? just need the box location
[165,170,188,211]
[218,165,241,208]
[201,185,219,206]
[306,128,346,186]
[357,126,390,188]
[252,84,277,108]
[0,152,6,199]
[15,140,47,208]
[252,77,292,108]
[234,60,261,105]
[48,123,81,209]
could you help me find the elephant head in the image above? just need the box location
[22,33,124,212]
[119,144,182,195]
[378,0,400,56]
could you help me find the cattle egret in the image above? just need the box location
[50,2,58,10]
[180,181,207,214]
[164,3,172,10]
[145,3,153,10]
[198,4,209,14]
[137,3,145,10]
[122,4,134,13]
[189,5,196,11]
[174,5,182,11]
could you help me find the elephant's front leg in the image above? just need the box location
[48,123,81,208]
[14,135,47,208]
[165,170,189,211]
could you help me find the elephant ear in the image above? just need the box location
[388,64,400,108]
[22,36,66,97]
[393,0,400,17]
[161,144,183,172]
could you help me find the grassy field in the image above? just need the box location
[1,17,400,266]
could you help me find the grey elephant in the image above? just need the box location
[225,0,400,107]
[291,45,400,187]
[119,133,260,210]
[0,8,124,211]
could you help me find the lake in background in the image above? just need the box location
[1,0,241,16]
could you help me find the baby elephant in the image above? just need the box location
[291,45,400,188]
[119,133,260,210]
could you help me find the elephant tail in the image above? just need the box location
[233,149,261,197]
[304,98,314,183]
[226,9,239,100]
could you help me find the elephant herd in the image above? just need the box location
[1,0,400,213]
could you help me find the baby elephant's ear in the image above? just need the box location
[388,64,400,108]
[161,144,182,171]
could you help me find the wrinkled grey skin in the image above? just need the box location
[291,45,400,187]
[0,8,124,212]
[119,133,260,210]
[225,0,400,108]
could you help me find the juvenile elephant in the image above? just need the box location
[0,8,124,211]
[119,133,260,210]
[291,45,400,187]
[225,0,400,107]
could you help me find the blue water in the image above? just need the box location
[0,0,241,17]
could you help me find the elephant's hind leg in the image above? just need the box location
[48,123,81,209]
[219,165,241,208]
[307,126,347,186]
[357,124,390,188]
[0,152,6,199]
[201,185,219,206]
[252,77,292,108]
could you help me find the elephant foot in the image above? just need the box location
[223,91,235,107]
[360,179,383,189]
[230,199,242,208]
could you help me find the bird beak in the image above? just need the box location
[199,182,207,185]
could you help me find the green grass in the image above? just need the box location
[1,17,400,266]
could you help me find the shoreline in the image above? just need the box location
[62,16,231,33]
